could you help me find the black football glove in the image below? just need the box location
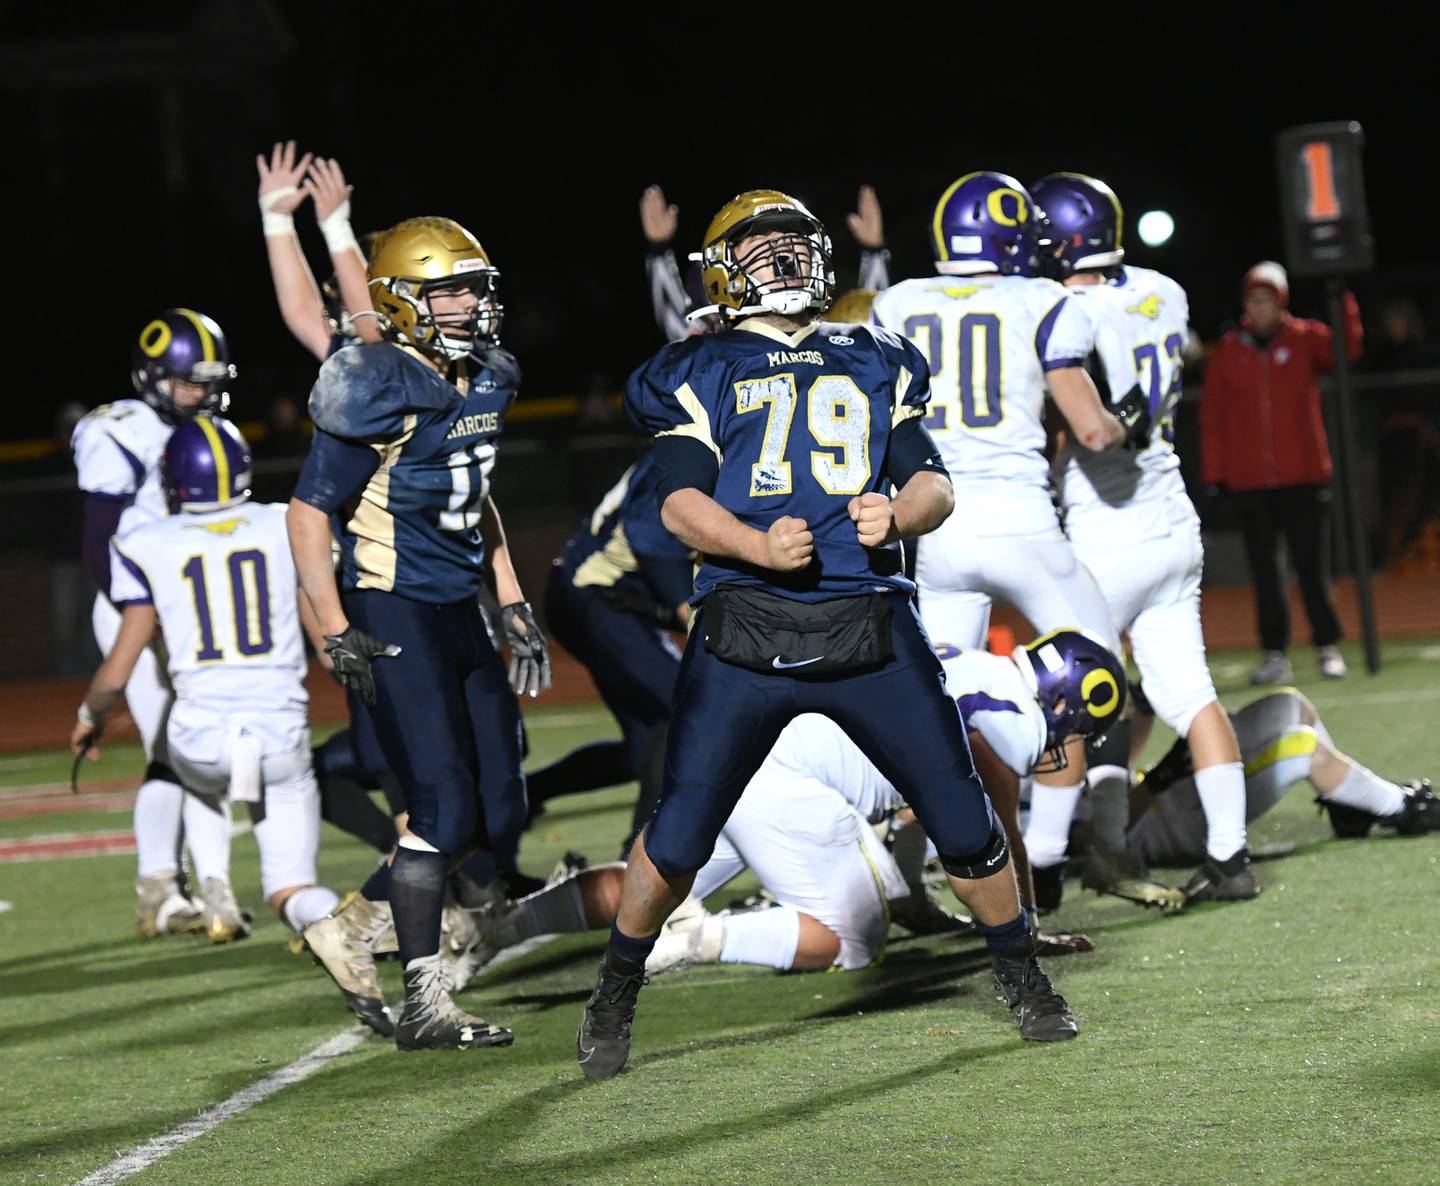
[323,625,402,707]
[1112,383,1153,450]
[501,601,553,698]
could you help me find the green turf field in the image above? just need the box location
[2,641,1438,1186]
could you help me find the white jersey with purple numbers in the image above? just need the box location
[71,398,172,531]
[873,274,1094,495]
[939,649,1048,777]
[108,502,308,744]
[1058,266,1192,522]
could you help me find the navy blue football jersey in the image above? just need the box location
[557,451,694,607]
[298,342,519,603]
[626,320,935,602]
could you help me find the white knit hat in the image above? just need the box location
[1243,260,1289,306]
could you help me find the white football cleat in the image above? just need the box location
[201,876,251,944]
[134,873,204,938]
[645,894,725,976]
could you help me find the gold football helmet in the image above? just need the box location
[698,190,834,321]
[827,288,876,324]
[368,217,502,359]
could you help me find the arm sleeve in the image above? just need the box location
[646,248,692,344]
[108,539,154,607]
[1036,291,1096,372]
[651,435,720,505]
[1199,349,1228,486]
[80,493,129,593]
[292,429,383,514]
[1308,291,1365,371]
[624,343,722,455]
[886,416,949,486]
[857,248,891,293]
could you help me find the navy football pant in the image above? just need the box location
[645,595,1001,879]
[543,572,680,777]
[344,589,526,861]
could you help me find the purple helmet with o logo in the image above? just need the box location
[130,308,237,423]
[1030,173,1125,281]
[930,172,1040,278]
[162,416,252,513]
[1012,628,1127,759]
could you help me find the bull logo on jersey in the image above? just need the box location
[185,517,247,536]
[1126,294,1164,320]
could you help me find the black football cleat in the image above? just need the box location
[1393,779,1439,834]
[1181,848,1261,903]
[1317,795,1377,838]
[1031,862,1064,914]
[577,950,647,1080]
[1081,845,1186,913]
[992,933,1078,1042]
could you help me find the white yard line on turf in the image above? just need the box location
[71,931,557,1186]
[1308,685,1440,710]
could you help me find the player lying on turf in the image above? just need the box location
[69,418,388,1032]
[463,629,1129,978]
[1030,687,1438,910]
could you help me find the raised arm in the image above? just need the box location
[256,141,331,361]
[305,156,382,345]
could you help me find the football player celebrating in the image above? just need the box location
[1030,173,1255,903]
[576,189,1077,1083]
[71,309,237,938]
[69,419,391,1032]
[288,217,546,1051]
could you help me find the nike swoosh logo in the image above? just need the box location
[772,655,824,669]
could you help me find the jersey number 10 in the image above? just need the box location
[182,550,274,662]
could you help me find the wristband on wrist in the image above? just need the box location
[77,702,98,728]
[318,200,358,254]
[259,187,298,237]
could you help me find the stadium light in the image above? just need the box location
[1137,210,1175,247]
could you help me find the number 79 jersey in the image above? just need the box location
[108,502,308,713]
[627,320,935,602]
[872,274,1094,489]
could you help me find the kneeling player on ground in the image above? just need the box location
[1129,689,1437,870]
[578,190,1076,1083]
[70,418,389,1034]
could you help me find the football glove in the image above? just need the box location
[323,626,402,707]
[501,601,553,698]
[1112,383,1152,450]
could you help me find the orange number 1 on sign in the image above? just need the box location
[1302,141,1342,220]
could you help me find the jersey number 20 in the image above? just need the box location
[735,374,871,497]
[902,312,1002,432]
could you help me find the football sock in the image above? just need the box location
[180,793,232,884]
[1087,765,1132,854]
[1324,761,1406,817]
[282,886,340,933]
[607,919,658,970]
[313,758,397,853]
[390,847,446,970]
[525,741,634,806]
[134,778,185,880]
[1025,779,1085,868]
[1194,761,1247,862]
[977,910,1031,955]
[503,877,589,945]
[718,906,800,970]
[361,861,391,903]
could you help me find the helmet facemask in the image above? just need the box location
[708,213,834,321]
[379,266,503,361]
[135,360,235,423]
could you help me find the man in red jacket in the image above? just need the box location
[1201,262,1363,683]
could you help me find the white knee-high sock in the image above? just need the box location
[1194,761,1247,862]
[282,886,341,933]
[1024,780,1085,868]
[134,779,185,880]
[181,795,233,884]
[719,906,802,970]
[1323,761,1406,817]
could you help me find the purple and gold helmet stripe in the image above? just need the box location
[174,308,217,364]
[195,416,232,500]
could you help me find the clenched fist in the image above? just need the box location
[849,492,898,547]
[764,516,814,571]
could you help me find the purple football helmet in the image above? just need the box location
[930,171,1040,277]
[131,308,237,423]
[1012,628,1127,769]
[1030,174,1124,281]
[162,416,252,512]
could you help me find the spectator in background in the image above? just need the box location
[1200,261,1363,684]
[1361,298,1440,568]
[256,396,310,458]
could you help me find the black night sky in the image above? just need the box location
[1,7,1431,441]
